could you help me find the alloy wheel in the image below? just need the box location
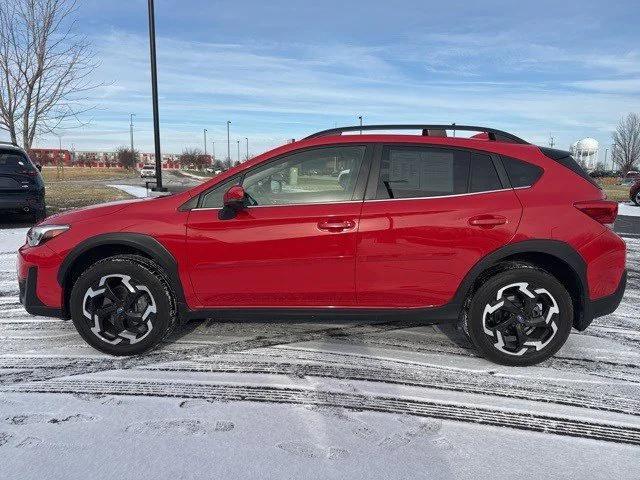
[482,282,559,356]
[82,274,157,345]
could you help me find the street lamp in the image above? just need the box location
[203,128,208,155]
[226,121,231,161]
[211,141,215,161]
[237,140,240,163]
[129,113,136,152]
[245,137,249,161]
[146,0,166,191]
[358,115,362,134]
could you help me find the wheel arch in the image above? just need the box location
[454,240,589,330]
[58,233,187,319]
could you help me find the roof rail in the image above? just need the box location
[304,124,529,144]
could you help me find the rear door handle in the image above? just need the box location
[468,215,507,227]
[317,219,356,232]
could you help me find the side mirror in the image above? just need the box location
[36,164,42,172]
[219,185,246,220]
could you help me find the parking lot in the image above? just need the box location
[0,210,639,479]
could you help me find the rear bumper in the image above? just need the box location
[19,266,64,318]
[586,269,627,322]
[0,191,45,212]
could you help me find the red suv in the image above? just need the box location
[18,125,626,366]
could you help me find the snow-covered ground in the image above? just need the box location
[619,202,640,217]
[107,184,149,198]
[1,227,639,479]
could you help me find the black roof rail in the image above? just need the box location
[304,124,529,144]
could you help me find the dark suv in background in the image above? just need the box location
[0,142,45,222]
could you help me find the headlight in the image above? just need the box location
[26,225,69,247]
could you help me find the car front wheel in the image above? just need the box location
[69,255,176,355]
[464,265,573,366]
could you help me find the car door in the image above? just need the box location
[186,144,371,308]
[356,144,522,308]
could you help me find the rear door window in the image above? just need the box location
[470,153,503,192]
[375,146,470,199]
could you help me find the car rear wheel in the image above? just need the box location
[634,191,640,206]
[464,265,573,366]
[69,255,176,356]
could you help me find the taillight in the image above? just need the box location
[574,200,618,228]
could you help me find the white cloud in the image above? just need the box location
[24,30,640,155]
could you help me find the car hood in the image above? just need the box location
[42,198,152,225]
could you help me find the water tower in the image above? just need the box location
[570,138,599,170]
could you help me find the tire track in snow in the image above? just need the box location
[140,358,640,417]
[3,379,640,446]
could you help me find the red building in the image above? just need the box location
[29,148,72,166]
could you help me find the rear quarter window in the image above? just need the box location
[0,151,29,170]
[501,156,543,188]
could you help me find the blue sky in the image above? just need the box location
[19,0,640,159]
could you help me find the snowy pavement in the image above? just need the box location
[1,228,639,479]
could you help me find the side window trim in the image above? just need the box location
[491,154,512,189]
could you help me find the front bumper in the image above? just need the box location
[17,243,65,318]
[19,266,64,318]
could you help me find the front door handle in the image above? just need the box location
[468,215,507,228]
[317,219,356,232]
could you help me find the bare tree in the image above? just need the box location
[0,0,97,149]
[179,148,209,170]
[612,113,640,174]
[115,147,138,170]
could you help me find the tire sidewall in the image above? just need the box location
[70,258,173,356]
[467,268,573,366]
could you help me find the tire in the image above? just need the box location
[464,265,573,366]
[69,255,176,356]
[634,192,640,206]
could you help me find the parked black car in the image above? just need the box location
[0,142,45,222]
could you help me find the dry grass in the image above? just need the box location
[596,176,630,202]
[42,166,137,182]
[46,183,133,213]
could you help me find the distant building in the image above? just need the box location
[28,148,72,166]
[27,148,208,170]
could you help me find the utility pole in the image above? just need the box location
[212,141,215,161]
[226,121,231,161]
[203,128,208,155]
[358,115,362,134]
[245,137,249,161]
[129,114,135,152]
[147,0,165,191]
[237,140,240,163]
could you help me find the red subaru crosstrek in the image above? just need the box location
[18,125,626,366]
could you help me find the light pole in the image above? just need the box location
[245,137,249,161]
[237,140,240,163]
[203,128,208,155]
[129,114,135,152]
[146,0,165,191]
[358,115,362,134]
[226,121,231,161]
[211,141,215,161]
